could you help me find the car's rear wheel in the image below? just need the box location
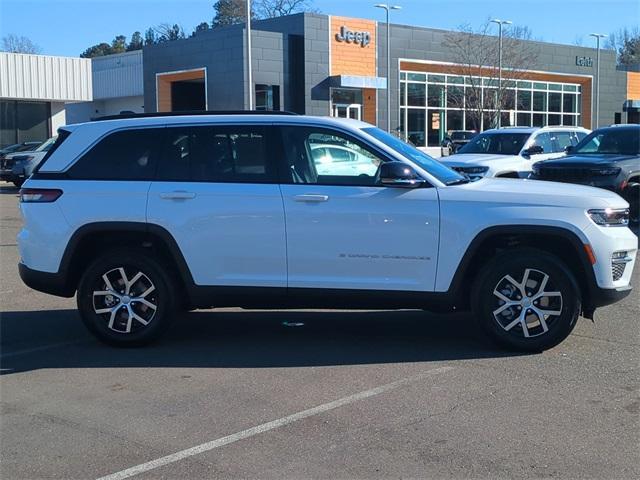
[471,248,581,352]
[77,249,176,346]
[12,179,23,188]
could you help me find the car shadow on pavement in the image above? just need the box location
[0,308,527,374]
[0,185,19,195]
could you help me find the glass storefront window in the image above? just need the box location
[400,82,406,106]
[533,113,545,126]
[563,84,577,92]
[517,112,532,126]
[533,91,547,111]
[0,100,49,148]
[548,114,561,125]
[517,81,532,89]
[549,83,562,91]
[563,93,577,113]
[448,76,464,84]
[428,84,445,107]
[517,90,532,111]
[549,92,561,112]
[503,89,516,110]
[446,85,464,108]
[407,83,426,107]
[428,109,444,145]
[407,109,426,147]
[533,82,547,90]
[447,110,464,131]
[428,74,445,83]
[562,115,576,126]
[407,72,426,82]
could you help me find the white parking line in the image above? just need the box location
[97,366,454,480]
[0,340,87,360]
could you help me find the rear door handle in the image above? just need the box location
[159,191,196,200]
[294,194,329,203]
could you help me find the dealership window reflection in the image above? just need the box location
[399,73,582,147]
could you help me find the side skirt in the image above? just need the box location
[187,286,463,313]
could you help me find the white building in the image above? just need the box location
[66,50,144,123]
[0,52,92,147]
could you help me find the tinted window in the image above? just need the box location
[68,129,161,180]
[281,127,384,186]
[157,125,277,183]
[457,132,530,155]
[553,132,573,151]
[531,132,553,154]
[575,128,640,155]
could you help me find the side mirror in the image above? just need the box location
[565,145,574,154]
[379,162,426,188]
[522,145,544,158]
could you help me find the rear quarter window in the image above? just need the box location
[67,129,162,180]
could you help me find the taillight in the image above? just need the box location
[19,188,63,203]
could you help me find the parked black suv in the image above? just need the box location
[532,124,640,223]
[441,130,477,156]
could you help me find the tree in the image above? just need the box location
[254,0,317,18]
[155,23,185,42]
[192,22,211,37]
[144,28,157,46]
[443,20,539,131]
[111,35,127,54]
[605,27,640,68]
[80,42,113,58]
[127,31,143,51]
[1,34,42,54]
[212,0,251,27]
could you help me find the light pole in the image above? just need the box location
[375,4,401,132]
[246,0,253,110]
[590,33,607,128]
[491,19,512,129]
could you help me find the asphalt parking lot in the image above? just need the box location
[0,183,638,479]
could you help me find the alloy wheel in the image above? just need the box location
[92,267,158,334]
[492,268,563,338]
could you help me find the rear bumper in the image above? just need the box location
[18,262,75,298]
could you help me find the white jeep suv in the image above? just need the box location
[17,113,636,351]
[440,126,590,180]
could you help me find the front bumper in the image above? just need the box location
[18,262,75,298]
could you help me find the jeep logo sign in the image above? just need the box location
[335,26,371,47]
[576,56,594,67]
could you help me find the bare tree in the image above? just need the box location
[443,21,539,131]
[605,26,640,67]
[255,0,318,18]
[1,34,42,54]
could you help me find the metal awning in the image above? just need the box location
[330,75,387,89]
[623,99,640,111]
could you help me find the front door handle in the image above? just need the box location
[294,194,329,203]
[159,191,196,200]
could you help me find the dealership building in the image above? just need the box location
[1,13,639,149]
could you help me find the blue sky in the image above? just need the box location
[1,0,638,57]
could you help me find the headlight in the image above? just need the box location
[593,167,621,176]
[587,208,629,227]
[464,166,489,174]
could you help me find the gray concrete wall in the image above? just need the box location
[143,26,246,112]
[303,14,330,116]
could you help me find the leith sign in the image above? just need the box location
[576,56,594,67]
[335,26,371,47]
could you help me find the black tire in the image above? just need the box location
[471,248,581,352]
[77,248,176,347]
[623,182,639,224]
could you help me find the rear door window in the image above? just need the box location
[157,125,278,183]
[531,132,553,154]
[553,132,574,152]
[68,128,161,180]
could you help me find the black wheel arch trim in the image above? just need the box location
[446,225,605,309]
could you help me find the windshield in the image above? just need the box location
[451,131,475,140]
[362,127,466,185]
[457,132,530,155]
[574,128,640,155]
[35,136,57,152]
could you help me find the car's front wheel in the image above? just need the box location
[623,181,639,224]
[77,249,176,346]
[471,248,581,352]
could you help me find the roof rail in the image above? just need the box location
[91,110,299,121]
